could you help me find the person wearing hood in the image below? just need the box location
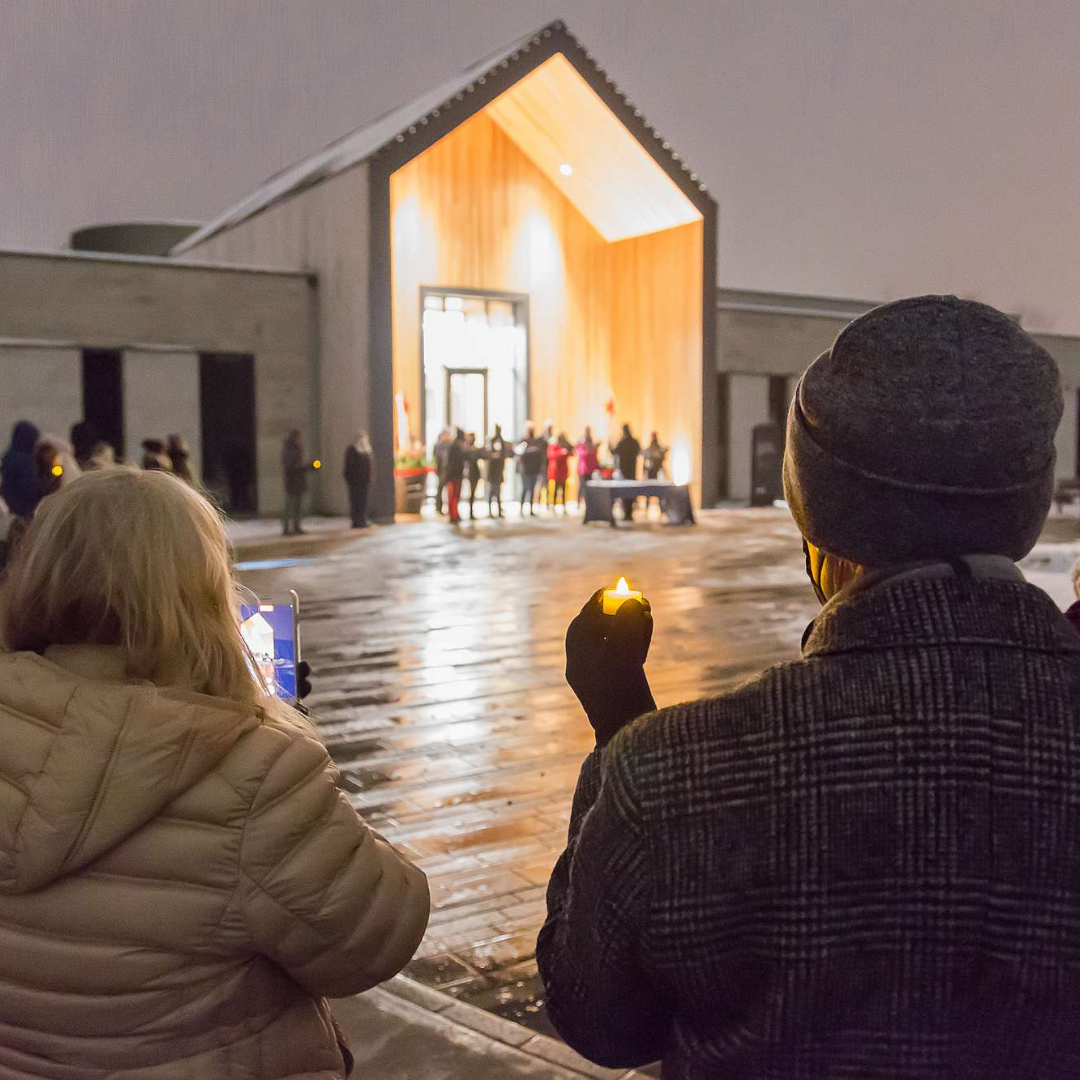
[0,420,42,520]
[34,432,81,500]
[0,468,429,1077]
[539,297,1080,1077]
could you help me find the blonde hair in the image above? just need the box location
[1,468,267,706]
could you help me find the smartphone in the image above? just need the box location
[239,590,301,702]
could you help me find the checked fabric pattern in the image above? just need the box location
[538,574,1080,1078]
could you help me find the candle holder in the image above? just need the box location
[602,576,643,615]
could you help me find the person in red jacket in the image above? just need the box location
[547,433,572,512]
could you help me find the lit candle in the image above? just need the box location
[602,575,643,615]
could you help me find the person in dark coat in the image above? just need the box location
[281,429,310,536]
[609,424,641,520]
[343,431,374,529]
[516,425,545,517]
[642,432,668,480]
[432,429,453,515]
[462,433,482,520]
[442,429,466,525]
[0,421,43,520]
[70,422,116,472]
[141,439,172,472]
[485,425,511,519]
[539,296,1080,1078]
[167,434,195,485]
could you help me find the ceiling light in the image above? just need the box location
[559,163,573,177]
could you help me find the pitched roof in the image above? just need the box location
[173,20,709,255]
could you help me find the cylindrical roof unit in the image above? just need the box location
[70,222,201,257]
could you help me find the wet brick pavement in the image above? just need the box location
[236,506,816,1043]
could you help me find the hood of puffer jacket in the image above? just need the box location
[0,647,262,894]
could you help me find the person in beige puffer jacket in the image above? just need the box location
[0,467,430,1078]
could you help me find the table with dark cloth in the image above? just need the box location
[582,480,695,527]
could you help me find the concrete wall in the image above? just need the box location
[1036,333,1080,480]
[178,165,371,517]
[717,293,1080,484]
[0,249,314,514]
[0,344,81,448]
[123,349,201,477]
[727,373,771,502]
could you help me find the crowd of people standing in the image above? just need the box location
[6,297,1080,1077]
[431,421,670,524]
[0,419,198,568]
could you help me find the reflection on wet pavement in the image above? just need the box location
[237,508,815,1040]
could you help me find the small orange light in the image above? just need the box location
[50,464,63,477]
[312,459,322,469]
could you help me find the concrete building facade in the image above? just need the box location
[0,249,315,514]
[716,288,1080,503]
[1,21,1076,519]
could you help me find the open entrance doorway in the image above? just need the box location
[420,289,528,450]
[199,353,256,515]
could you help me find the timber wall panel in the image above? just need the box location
[608,221,704,493]
[390,110,612,452]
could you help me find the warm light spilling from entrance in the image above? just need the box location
[559,162,573,177]
[671,440,691,487]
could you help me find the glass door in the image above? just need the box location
[446,369,488,436]
[421,290,528,453]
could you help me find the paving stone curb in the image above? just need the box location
[379,975,656,1078]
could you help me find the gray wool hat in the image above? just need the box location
[783,295,1063,567]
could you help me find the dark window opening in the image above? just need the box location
[716,372,730,500]
[200,353,256,515]
[768,374,790,429]
[81,350,124,460]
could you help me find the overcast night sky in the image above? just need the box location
[2,0,1078,332]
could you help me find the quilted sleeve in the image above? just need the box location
[236,730,430,998]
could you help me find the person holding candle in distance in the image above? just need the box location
[538,296,1080,1078]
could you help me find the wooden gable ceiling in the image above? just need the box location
[484,53,701,243]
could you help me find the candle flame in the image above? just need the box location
[51,464,63,477]
[312,459,322,469]
[615,576,630,595]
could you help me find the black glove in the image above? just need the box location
[297,660,312,700]
[565,589,656,747]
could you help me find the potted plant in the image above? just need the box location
[393,447,433,514]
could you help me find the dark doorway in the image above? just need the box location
[199,353,256,515]
[81,350,124,460]
[716,373,730,500]
[768,374,790,428]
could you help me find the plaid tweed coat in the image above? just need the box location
[538,572,1080,1078]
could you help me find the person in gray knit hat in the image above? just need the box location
[785,294,1062,576]
[539,295,1080,1079]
